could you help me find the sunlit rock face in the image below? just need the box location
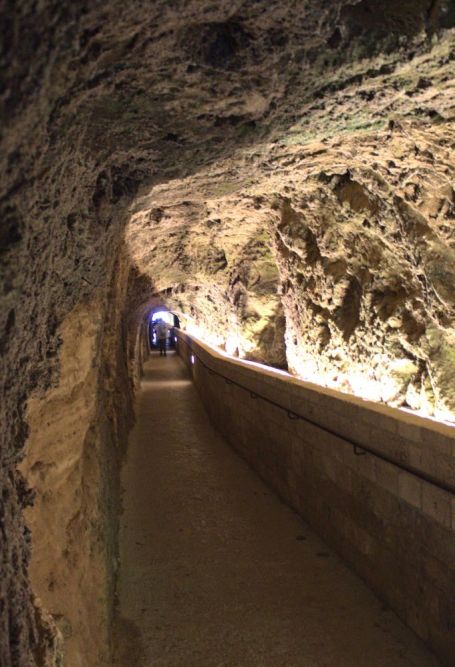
[126,29,455,419]
[273,116,455,418]
[1,0,455,664]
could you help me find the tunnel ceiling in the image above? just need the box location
[2,0,455,423]
[1,1,455,421]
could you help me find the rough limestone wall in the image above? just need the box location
[21,298,109,666]
[0,163,134,666]
[20,248,135,667]
[124,28,455,418]
[124,26,455,397]
[271,119,455,418]
[0,4,140,657]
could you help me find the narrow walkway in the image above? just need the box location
[114,353,438,667]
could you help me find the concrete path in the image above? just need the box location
[114,352,438,667]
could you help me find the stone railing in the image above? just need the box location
[176,330,455,664]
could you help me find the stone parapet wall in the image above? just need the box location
[177,331,455,665]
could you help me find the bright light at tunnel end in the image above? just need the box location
[151,310,174,325]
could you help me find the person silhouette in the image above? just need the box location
[155,319,169,356]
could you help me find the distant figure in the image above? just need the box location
[155,320,168,357]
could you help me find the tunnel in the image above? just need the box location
[1,1,455,666]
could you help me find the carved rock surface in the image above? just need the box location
[0,1,454,664]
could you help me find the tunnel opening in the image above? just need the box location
[148,308,180,352]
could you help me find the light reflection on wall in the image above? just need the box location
[285,335,455,424]
[183,318,254,360]
[285,342,400,404]
[182,317,454,423]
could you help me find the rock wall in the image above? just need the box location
[19,249,136,666]
[124,28,455,418]
[273,118,455,418]
[21,298,109,666]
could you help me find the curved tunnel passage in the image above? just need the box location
[1,1,455,666]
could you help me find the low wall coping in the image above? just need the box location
[177,330,455,494]
[177,330,455,439]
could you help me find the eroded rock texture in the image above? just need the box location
[128,33,455,416]
[0,0,454,664]
[274,121,455,415]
